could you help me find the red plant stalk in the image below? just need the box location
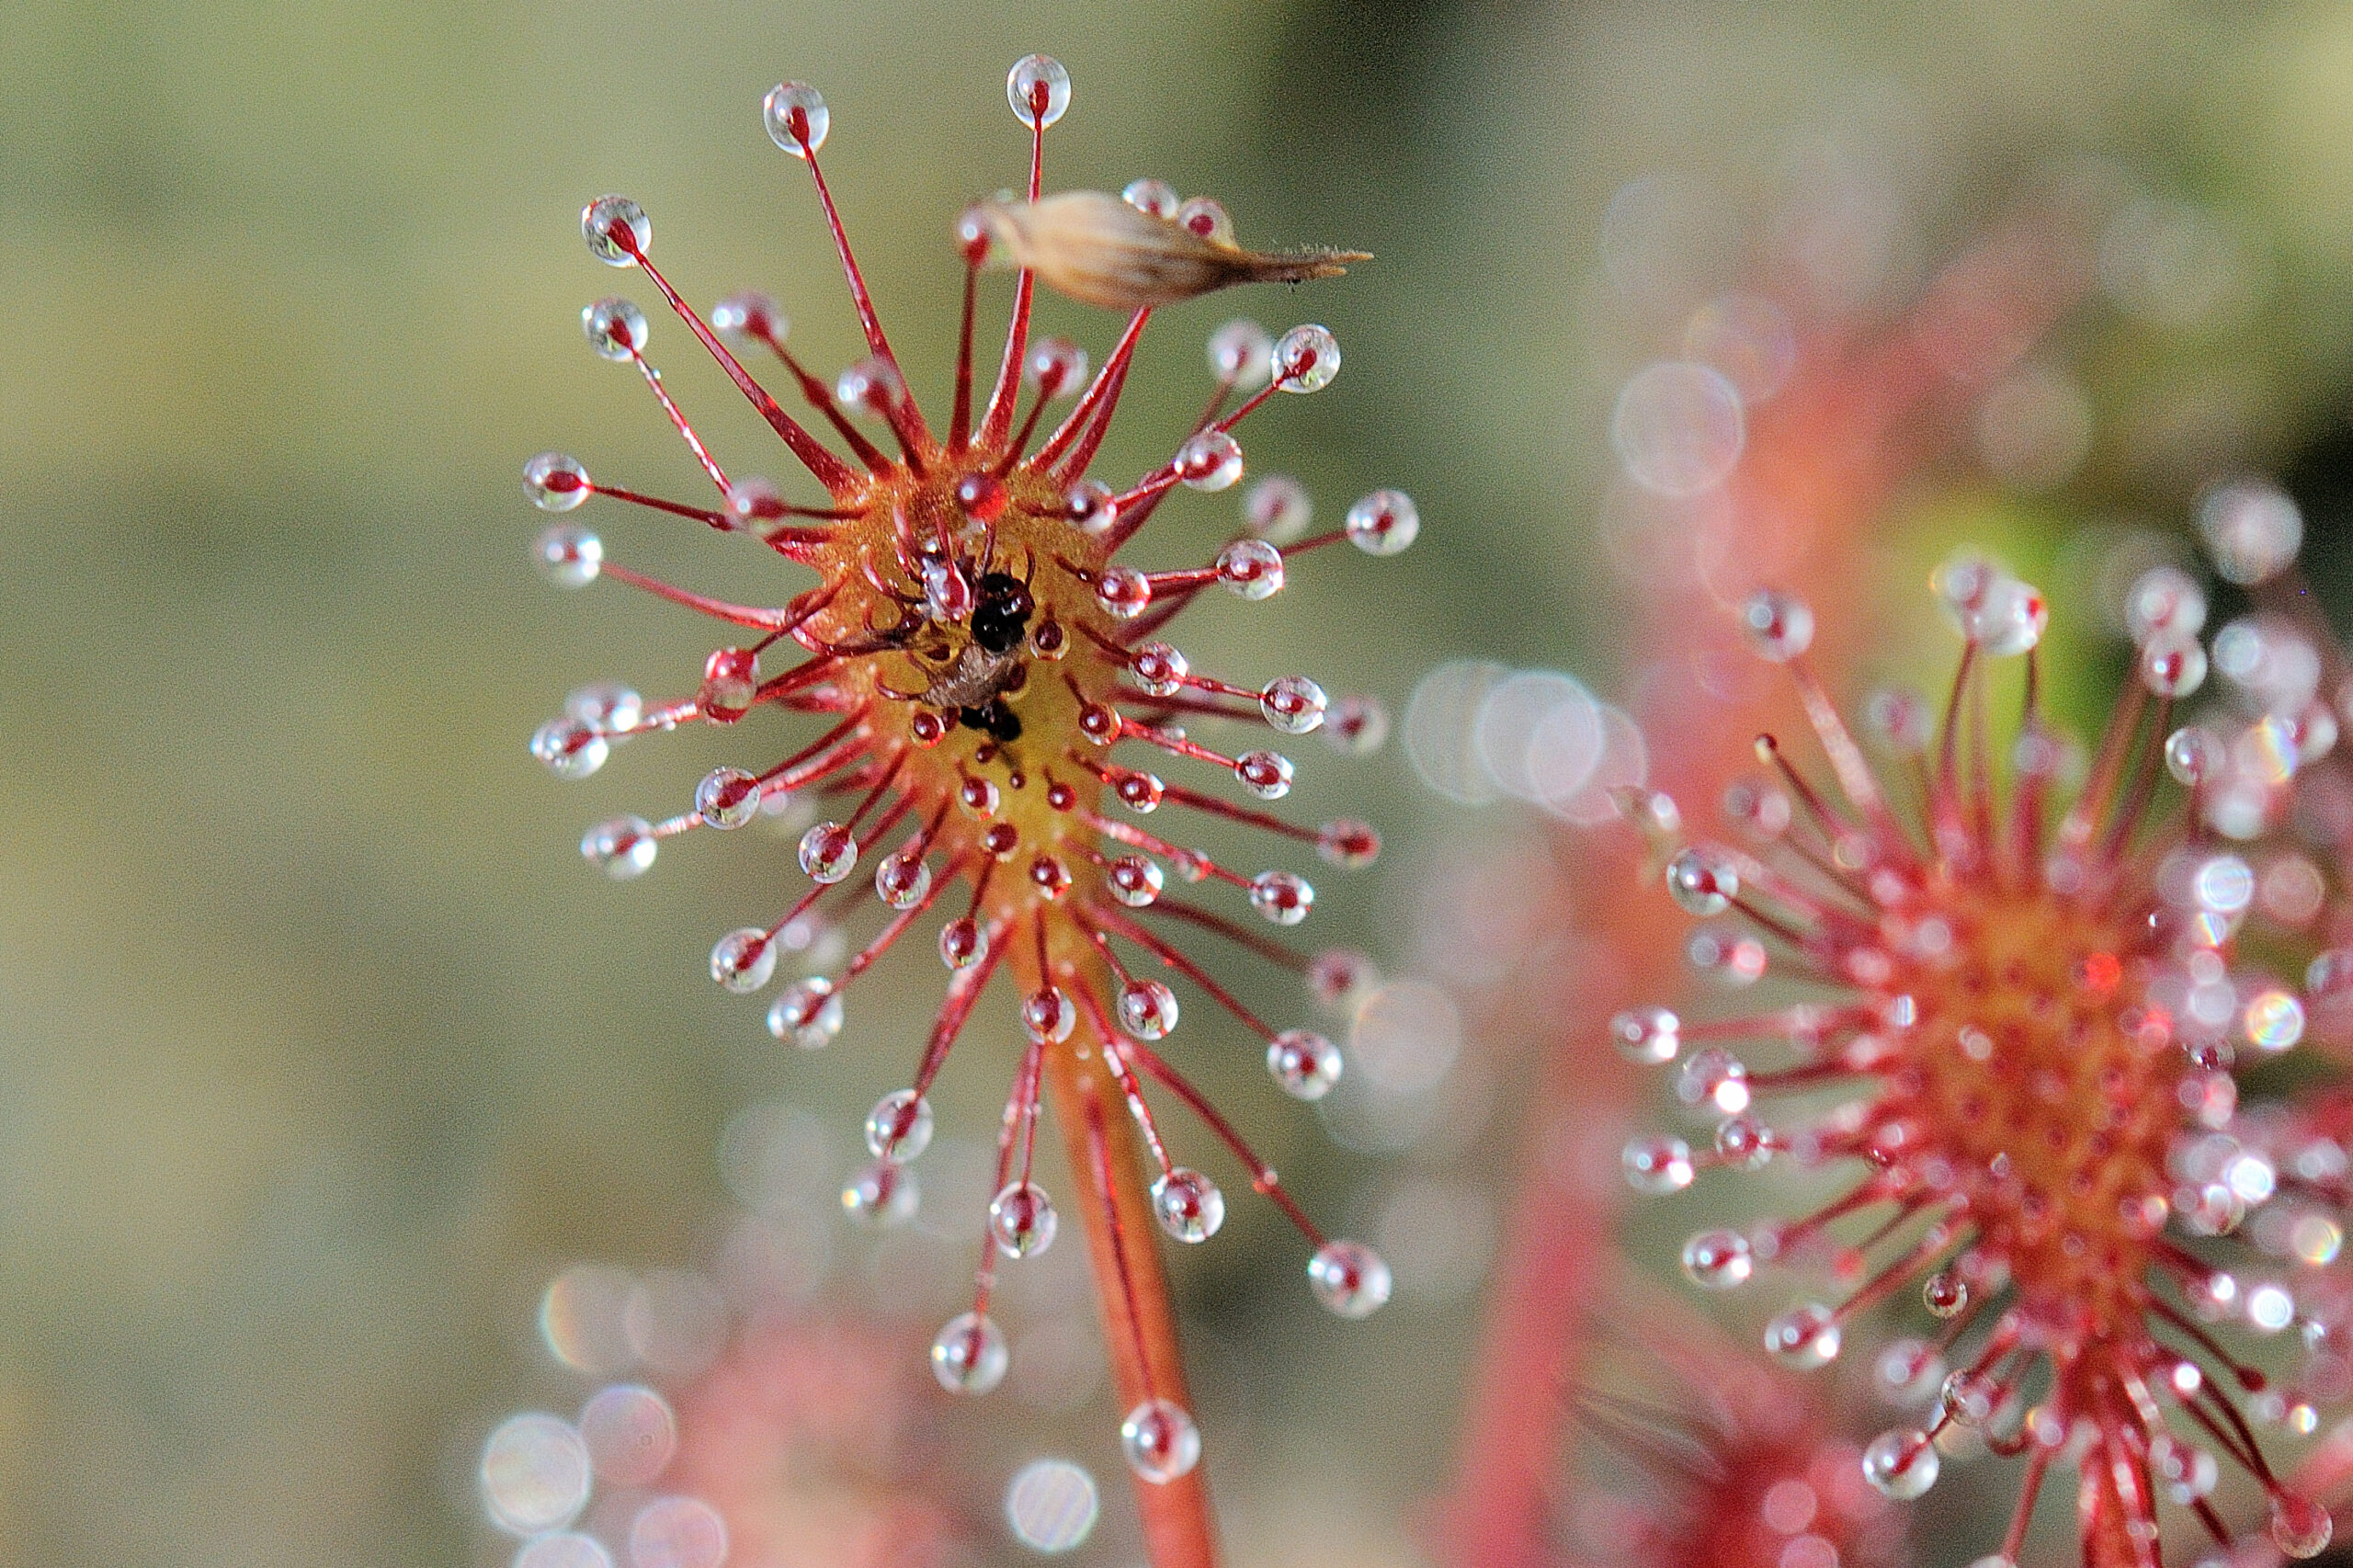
[1048,1043,1220,1567]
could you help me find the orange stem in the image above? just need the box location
[1042,1032,1222,1568]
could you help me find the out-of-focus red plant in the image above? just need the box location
[1439,188,2097,1566]
[665,1314,969,1568]
[1559,1280,1906,1568]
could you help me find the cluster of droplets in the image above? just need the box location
[1607,522,2353,1562]
[526,54,1404,1495]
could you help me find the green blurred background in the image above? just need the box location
[13,1,2353,1564]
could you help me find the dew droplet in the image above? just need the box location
[1115,770,1164,816]
[2165,725,2222,786]
[1609,1006,1680,1065]
[1874,1338,1945,1405]
[1267,1028,1342,1099]
[1120,1398,1201,1483]
[1764,1302,1842,1369]
[564,677,640,724]
[582,816,657,879]
[719,476,790,534]
[1208,319,1274,388]
[958,775,1001,818]
[841,1159,917,1226]
[1250,869,1313,925]
[1978,576,2048,657]
[1025,335,1088,398]
[1118,980,1178,1040]
[766,976,842,1050]
[798,822,858,882]
[2141,635,2209,698]
[1235,749,1293,800]
[1261,675,1328,734]
[525,452,592,511]
[1305,951,1376,1015]
[2200,480,2302,585]
[930,1310,1008,1393]
[1095,565,1152,619]
[1665,846,1740,915]
[1680,1228,1752,1289]
[864,1089,933,1161]
[1006,53,1072,128]
[535,524,603,587]
[1324,694,1389,756]
[1216,538,1284,598]
[709,927,777,994]
[1316,820,1379,869]
[1940,1368,1998,1426]
[699,647,760,720]
[694,767,761,828]
[1023,986,1076,1043]
[1308,946,1374,1007]
[1274,324,1339,392]
[2272,1493,2334,1558]
[582,297,648,361]
[875,852,930,910]
[1066,479,1119,534]
[939,915,988,969]
[710,290,782,342]
[1621,1134,1694,1194]
[1715,1113,1771,1169]
[835,356,905,414]
[1739,590,1814,662]
[1151,1168,1224,1242]
[1176,430,1245,491]
[763,82,830,157]
[1676,1047,1749,1113]
[1307,1239,1392,1317]
[1108,856,1164,908]
[533,717,609,780]
[1866,687,1930,752]
[1244,474,1312,542]
[1176,195,1234,244]
[1130,641,1189,697]
[1860,1427,1938,1500]
[1344,490,1418,555]
[1122,177,1179,218]
[2126,565,2207,644]
[581,195,649,267]
[991,1180,1059,1257]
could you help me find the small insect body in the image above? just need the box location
[969,570,1035,654]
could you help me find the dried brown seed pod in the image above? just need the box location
[971,190,1369,311]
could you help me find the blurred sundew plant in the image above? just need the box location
[1420,48,2353,1561]
[487,52,1419,1568]
[1608,524,2353,1566]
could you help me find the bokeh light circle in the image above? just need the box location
[1005,1457,1099,1551]
[627,1495,728,1568]
[481,1413,593,1537]
[579,1383,677,1487]
[1611,360,1745,496]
